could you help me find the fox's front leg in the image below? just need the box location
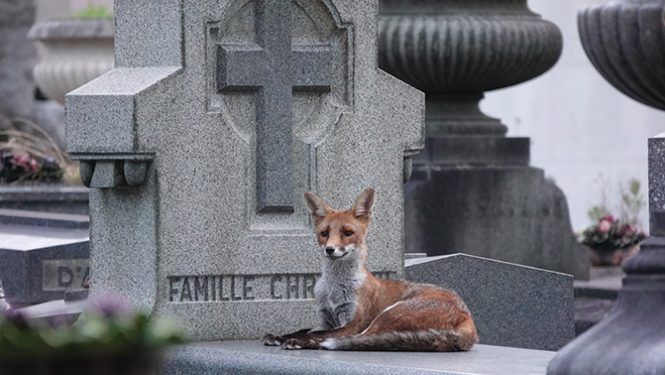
[280,322,360,350]
[263,328,312,346]
[263,311,336,347]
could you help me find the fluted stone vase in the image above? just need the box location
[548,1,665,373]
[28,18,114,105]
[379,0,562,137]
[379,0,590,279]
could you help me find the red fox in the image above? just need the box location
[263,188,478,351]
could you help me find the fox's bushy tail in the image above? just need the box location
[319,329,477,352]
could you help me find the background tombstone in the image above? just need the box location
[0,209,89,308]
[406,254,574,351]
[66,0,424,340]
[378,0,590,280]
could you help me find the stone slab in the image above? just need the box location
[161,341,555,375]
[0,216,89,307]
[405,254,574,351]
[573,266,623,299]
[0,185,89,215]
[0,209,88,229]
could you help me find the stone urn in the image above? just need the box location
[379,0,562,137]
[378,0,589,279]
[548,0,665,374]
[28,18,114,104]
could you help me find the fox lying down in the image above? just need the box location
[263,188,478,351]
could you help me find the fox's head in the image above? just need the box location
[303,188,375,261]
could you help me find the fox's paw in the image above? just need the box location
[262,334,284,346]
[319,338,339,350]
[281,338,318,350]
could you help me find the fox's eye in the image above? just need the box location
[343,230,354,237]
[320,231,329,237]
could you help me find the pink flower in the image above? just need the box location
[598,220,611,232]
[600,214,615,223]
[10,152,39,173]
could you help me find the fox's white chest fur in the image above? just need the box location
[314,254,366,329]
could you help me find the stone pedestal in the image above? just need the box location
[379,0,589,279]
[547,1,665,373]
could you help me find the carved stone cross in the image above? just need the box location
[217,0,332,213]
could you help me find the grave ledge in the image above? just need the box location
[161,341,554,375]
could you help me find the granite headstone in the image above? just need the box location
[406,254,574,351]
[65,0,424,340]
[0,209,89,307]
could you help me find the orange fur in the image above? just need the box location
[263,188,478,351]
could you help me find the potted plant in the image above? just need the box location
[0,297,183,374]
[580,179,647,266]
[27,3,114,104]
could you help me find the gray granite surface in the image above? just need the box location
[0,213,89,307]
[0,209,88,229]
[65,0,424,341]
[573,266,623,299]
[0,0,36,126]
[406,254,574,351]
[161,341,555,375]
[0,185,89,215]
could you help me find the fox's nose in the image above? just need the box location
[325,247,335,255]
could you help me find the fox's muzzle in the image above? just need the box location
[323,245,353,259]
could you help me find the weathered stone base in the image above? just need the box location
[161,341,555,375]
[405,165,589,279]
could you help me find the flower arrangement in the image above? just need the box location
[581,214,646,252]
[0,118,72,184]
[0,297,184,373]
[580,178,647,265]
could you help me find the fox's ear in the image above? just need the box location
[304,192,330,218]
[352,188,375,219]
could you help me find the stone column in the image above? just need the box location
[0,0,36,129]
[548,1,665,373]
[378,0,589,279]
